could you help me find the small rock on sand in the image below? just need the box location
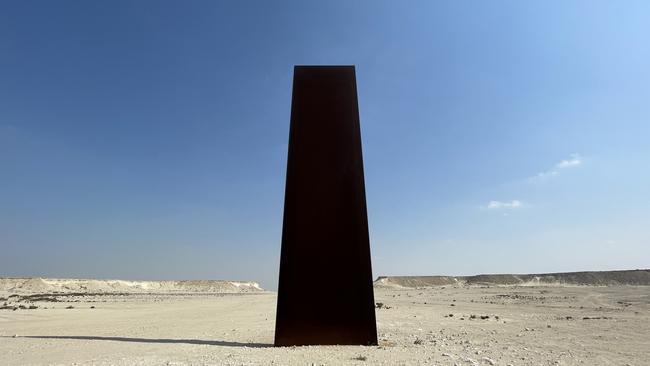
[482,357,496,365]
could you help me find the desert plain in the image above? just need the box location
[1,271,649,366]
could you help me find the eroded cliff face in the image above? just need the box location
[0,277,263,295]
[375,269,650,288]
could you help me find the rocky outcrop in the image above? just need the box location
[375,269,650,288]
[0,278,263,294]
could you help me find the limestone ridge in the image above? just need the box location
[375,269,650,287]
[0,278,264,294]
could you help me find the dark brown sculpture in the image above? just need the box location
[274,66,378,346]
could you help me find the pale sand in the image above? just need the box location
[1,286,648,365]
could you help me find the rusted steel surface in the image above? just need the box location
[275,66,377,346]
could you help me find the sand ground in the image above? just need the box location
[1,286,648,365]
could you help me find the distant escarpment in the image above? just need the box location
[0,278,264,295]
[375,269,650,288]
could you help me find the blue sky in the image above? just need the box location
[1,1,648,289]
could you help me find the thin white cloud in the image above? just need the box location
[556,154,582,169]
[486,200,522,210]
[530,154,582,181]
[534,170,559,179]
